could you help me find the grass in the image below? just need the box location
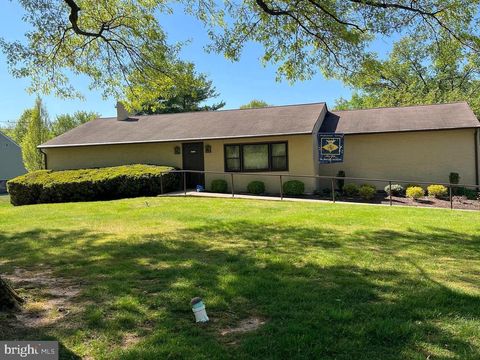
[0,194,480,359]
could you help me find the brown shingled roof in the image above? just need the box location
[39,102,326,148]
[320,102,479,134]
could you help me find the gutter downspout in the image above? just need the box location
[475,129,479,189]
[39,148,48,170]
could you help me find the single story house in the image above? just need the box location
[39,102,480,193]
[0,131,26,192]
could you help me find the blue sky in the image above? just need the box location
[0,2,390,125]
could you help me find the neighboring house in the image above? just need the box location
[0,131,26,192]
[38,102,480,192]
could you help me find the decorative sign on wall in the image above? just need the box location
[318,133,344,163]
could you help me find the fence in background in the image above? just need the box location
[157,169,480,210]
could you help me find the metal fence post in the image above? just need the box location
[183,171,187,196]
[160,172,164,194]
[450,185,453,210]
[279,175,283,200]
[331,178,336,203]
[389,181,392,206]
[231,173,235,198]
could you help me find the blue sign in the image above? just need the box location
[318,133,344,163]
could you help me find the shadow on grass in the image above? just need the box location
[0,222,479,359]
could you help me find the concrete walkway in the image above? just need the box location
[158,190,476,211]
[159,190,387,206]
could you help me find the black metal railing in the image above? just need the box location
[157,169,480,211]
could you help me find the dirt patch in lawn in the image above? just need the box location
[220,317,266,337]
[3,268,82,329]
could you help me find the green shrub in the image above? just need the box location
[406,186,425,200]
[456,187,478,200]
[359,184,376,200]
[342,183,359,197]
[283,180,305,196]
[384,184,404,196]
[449,172,460,185]
[247,181,265,195]
[211,179,228,193]
[7,164,179,206]
[427,184,448,198]
[336,170,345,191]
[405,184,422,190]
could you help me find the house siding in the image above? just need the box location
[44,134,320,193]
[0,133,26,182]
[317,128,478,189]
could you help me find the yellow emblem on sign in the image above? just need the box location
[322,139,339,153]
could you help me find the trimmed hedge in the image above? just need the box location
[359,184,376,200]
[384,184,404,196]
[283,180,304,196]
[427,184,448,198]
[406,186,425,200]
[211,179,228,193]
[342,183,359,197]
[247,181,265,195]
[7,164,179,206]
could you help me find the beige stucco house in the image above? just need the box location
[39,102,480,193]
[0,131,26,192]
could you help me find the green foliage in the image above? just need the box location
[359,184,376,200]
[456,187,479,200]
[405,184,422,191]
[342,183,359,197]
[7,165,178,206]
[247,181,265,195]
[21,98,50,172]
[189,1,480,83]
[283,180,304,196]
[384,184,405,197]
[10,109,32,144]
[0,0,174,100]
[449,172,460,185]
[239,100,270,109]
[335,34,480,116]
[3,1,478,101]
[211,179,228,193]
[406,186,425,200]
[427,185,448,198]
[336,170,345,191]
[50,111,99,137]
[128,61,225,114]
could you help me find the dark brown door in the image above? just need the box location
[182,142,205,188]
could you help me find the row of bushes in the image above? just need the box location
[7,165,179,206]
[210,179,306,196]
[210,178,480,202]
[385,183,479,200]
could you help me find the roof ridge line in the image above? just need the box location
[331,101,468,113]
[96,102,327,120]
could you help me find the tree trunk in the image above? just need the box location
[0,276,23,311]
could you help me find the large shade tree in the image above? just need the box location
[335,34,480,116]
[127,61,225,114]
[1,1,479,100]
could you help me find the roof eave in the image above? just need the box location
[38,131,314,149]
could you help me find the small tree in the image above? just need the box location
[240,99,270,109]
[50,111,98,137]
[21,98,50,172]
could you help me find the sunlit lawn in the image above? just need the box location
[0,194,479,359]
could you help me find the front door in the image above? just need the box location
[182,142,205,188]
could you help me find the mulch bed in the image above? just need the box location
[313,193,480,211]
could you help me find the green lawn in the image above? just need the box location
[0,194,480,359]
